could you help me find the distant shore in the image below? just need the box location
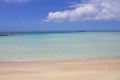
[0,34,8,36]
[1,31,120,36]
[0,58,120,80]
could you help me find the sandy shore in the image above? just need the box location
[0,59,120,80]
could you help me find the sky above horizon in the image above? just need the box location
[0,0,120,32]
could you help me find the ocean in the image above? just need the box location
[0,32,120,61]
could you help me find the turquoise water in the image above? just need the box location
[0,32,120,61]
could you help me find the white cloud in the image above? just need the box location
[1,0,30,4]
[45,0,120,22]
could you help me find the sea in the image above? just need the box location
[0,32,120,61]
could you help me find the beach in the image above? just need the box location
[0,32,120,80]
[0,59,120,80]
[1,0,120,79]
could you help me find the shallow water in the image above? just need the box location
[0,32,120,61]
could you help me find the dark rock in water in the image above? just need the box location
[0,34,8,36]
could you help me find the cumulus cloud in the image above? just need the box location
[1,0,30,4]
[45,0,120,22]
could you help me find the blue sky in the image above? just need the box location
[0,0,120,32]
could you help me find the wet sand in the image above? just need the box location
[0,59,120,80]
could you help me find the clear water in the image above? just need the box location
[0,32,120,61]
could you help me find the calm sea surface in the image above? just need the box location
[0,32,120,61]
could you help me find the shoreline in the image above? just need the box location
[0,57,120,62]
[0,58,120,71]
